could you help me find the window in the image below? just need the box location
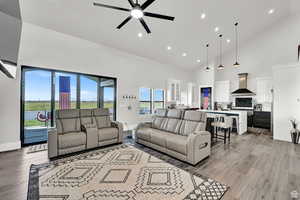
[139,88,165,115]
[80,75,98,109]
[100,78,116,118]
[139,88,152,115]
[153,89,164,111]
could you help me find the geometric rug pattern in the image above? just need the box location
[27,143,48,154]
[28,145,228,200]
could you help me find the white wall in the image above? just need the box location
[0,22,193,151]
[0,11,22,151]
[273,63,300,142]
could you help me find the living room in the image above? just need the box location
[0,0,300,199]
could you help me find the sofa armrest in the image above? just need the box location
[187,131,211,165]
[111,121,123,143]
[82,124,98,149]
[48,128,58,158]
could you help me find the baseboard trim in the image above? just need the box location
[0,141,21,152]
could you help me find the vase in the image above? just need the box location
[290,129,300,144]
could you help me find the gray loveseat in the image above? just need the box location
[48,108,123,158]
[136,109,211,165]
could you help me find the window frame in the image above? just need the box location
[139,87,152,115]
[139,88,165,115]
[152,88,165,112]
[20,65,117,147]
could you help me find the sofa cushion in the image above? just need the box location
[80,109,94,125]
[58,132,86,149]
[98,127,118,142]
[167,109,182,119]
[56,109,81,133]
[152,117,166,129]
[154,109,168,117]
[178,120,200,136]
[178,111,207,136]
[150,129,168,147]
[136,127,151,141]
[93,108,111,129]
[183,111,206,122]
[161,118,181,134]
[166,133,188,155]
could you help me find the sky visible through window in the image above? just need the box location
[25,70,114,101]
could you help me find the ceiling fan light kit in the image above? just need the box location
[131,7,144,19]
[93,0,175,34]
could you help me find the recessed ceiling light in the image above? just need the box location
[197,59,201,63]
[167,46,172,50]
[182,53,187,57]
[214,27,219,32]
[226,39,231,43]
[138,32,143,38]
[201,13,206,19]
[268,9,275,14]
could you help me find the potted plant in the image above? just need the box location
[290,119,300,144]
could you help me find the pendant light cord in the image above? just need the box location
[206,44,209,70]
[235,22,239,63]
[219,34,223,66]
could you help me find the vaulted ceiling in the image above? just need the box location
[7,0,300,69]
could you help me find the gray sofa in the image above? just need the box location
[136,109,211,165]
[48,108,123,158]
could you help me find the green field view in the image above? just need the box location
[24,101,114,127]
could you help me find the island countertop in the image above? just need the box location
[199,109,248,135]
[199,109,248,115]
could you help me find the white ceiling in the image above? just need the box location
[19,0,296,70]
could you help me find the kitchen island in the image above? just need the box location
[200,110,248,135]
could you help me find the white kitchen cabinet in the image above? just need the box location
[256,77,273,103]
[214,80,230,102]
[167,79,181,102]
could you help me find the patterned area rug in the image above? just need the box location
[28,145,228,200]
[27,144,48,154]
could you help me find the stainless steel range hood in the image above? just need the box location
[232,73,255,96]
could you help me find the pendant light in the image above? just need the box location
[217,34,225,70]
[233,22,240,67]
[205,44,210,72]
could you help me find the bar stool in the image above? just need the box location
[211,114,226,142]
[217,116,233,144]
[230,115,239,134]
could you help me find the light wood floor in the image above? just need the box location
[0,133,299,200]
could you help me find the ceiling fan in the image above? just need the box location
[93,0,175,34]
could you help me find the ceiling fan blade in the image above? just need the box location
[128,0,135,7]
[117,16,132,29]
[141,0,156,10]
[139,18,151,34]
[93,2,130,12]
[144,12,175,21]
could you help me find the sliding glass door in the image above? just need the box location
[21,66,117,146]
[23,69,52,145]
